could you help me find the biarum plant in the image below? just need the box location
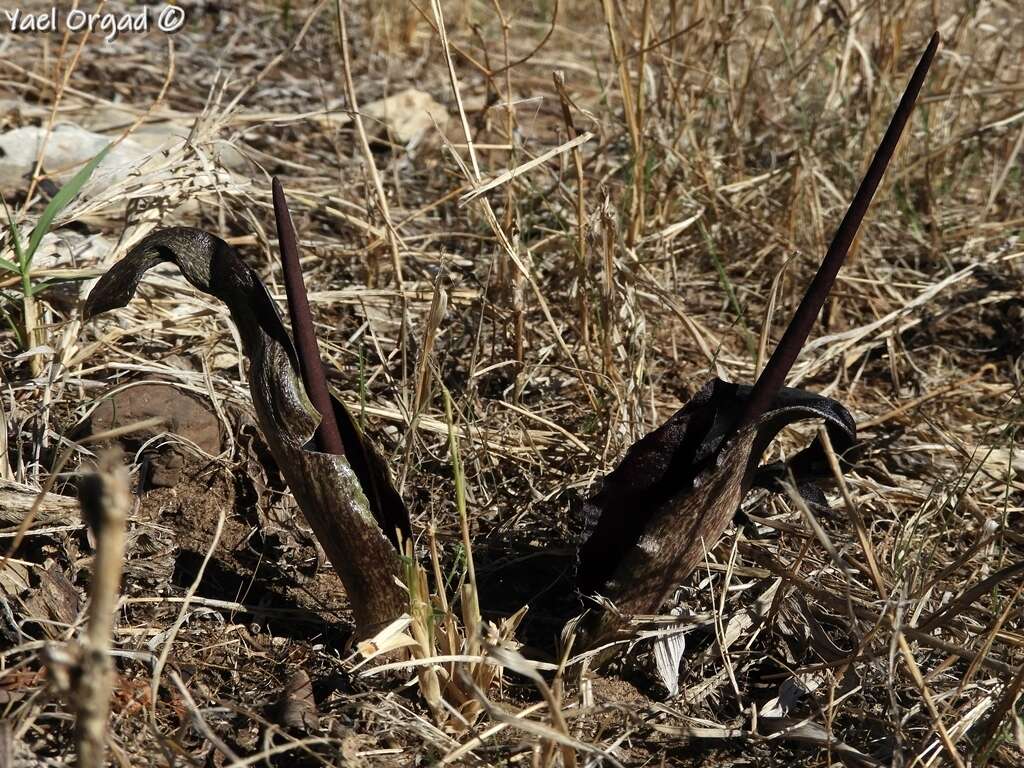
[574,33,940,651]
[83,183,411,638]
[2,144,111,376]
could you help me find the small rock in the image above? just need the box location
[79,106,249,172]
[320,88,448,145]
[363,88,448,144]
[88,382,223,488]
[31,231,112,269]
[0,122,244,213]
[0,124,148,193]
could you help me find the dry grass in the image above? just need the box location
[1,0,1023,765]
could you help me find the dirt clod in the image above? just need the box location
[87,382,223,487]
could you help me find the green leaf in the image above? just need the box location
[26,279,53,297]
[24,143,111,265]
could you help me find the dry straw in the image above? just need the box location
[2,2,1023,766]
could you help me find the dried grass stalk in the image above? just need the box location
[74,449,130,768]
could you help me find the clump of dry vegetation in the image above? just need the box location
[1,1,1022,766]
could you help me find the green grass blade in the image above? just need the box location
[0,192,25,271]
[25,143,111,264]
[0,292,25,347]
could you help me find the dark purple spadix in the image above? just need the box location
[272,177,346,457]
[729,32,940,438]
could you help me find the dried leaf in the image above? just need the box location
[758,718,883,768]
[652,619,686,697]
[83,228,409,636]
[276,670,319,733]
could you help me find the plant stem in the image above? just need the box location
[75,450,130,768]
[22,280,42,377]
[335,0,404,286]
[443,387,480,650]
[272,177,345,456]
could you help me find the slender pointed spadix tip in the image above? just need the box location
[271,177,288,221]
[919,32,940,78]
[270,176,346,457]
[727,30,940,438]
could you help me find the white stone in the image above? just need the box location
[362,88,448,144]
[80,106,248,172]
[0,123,148,193]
